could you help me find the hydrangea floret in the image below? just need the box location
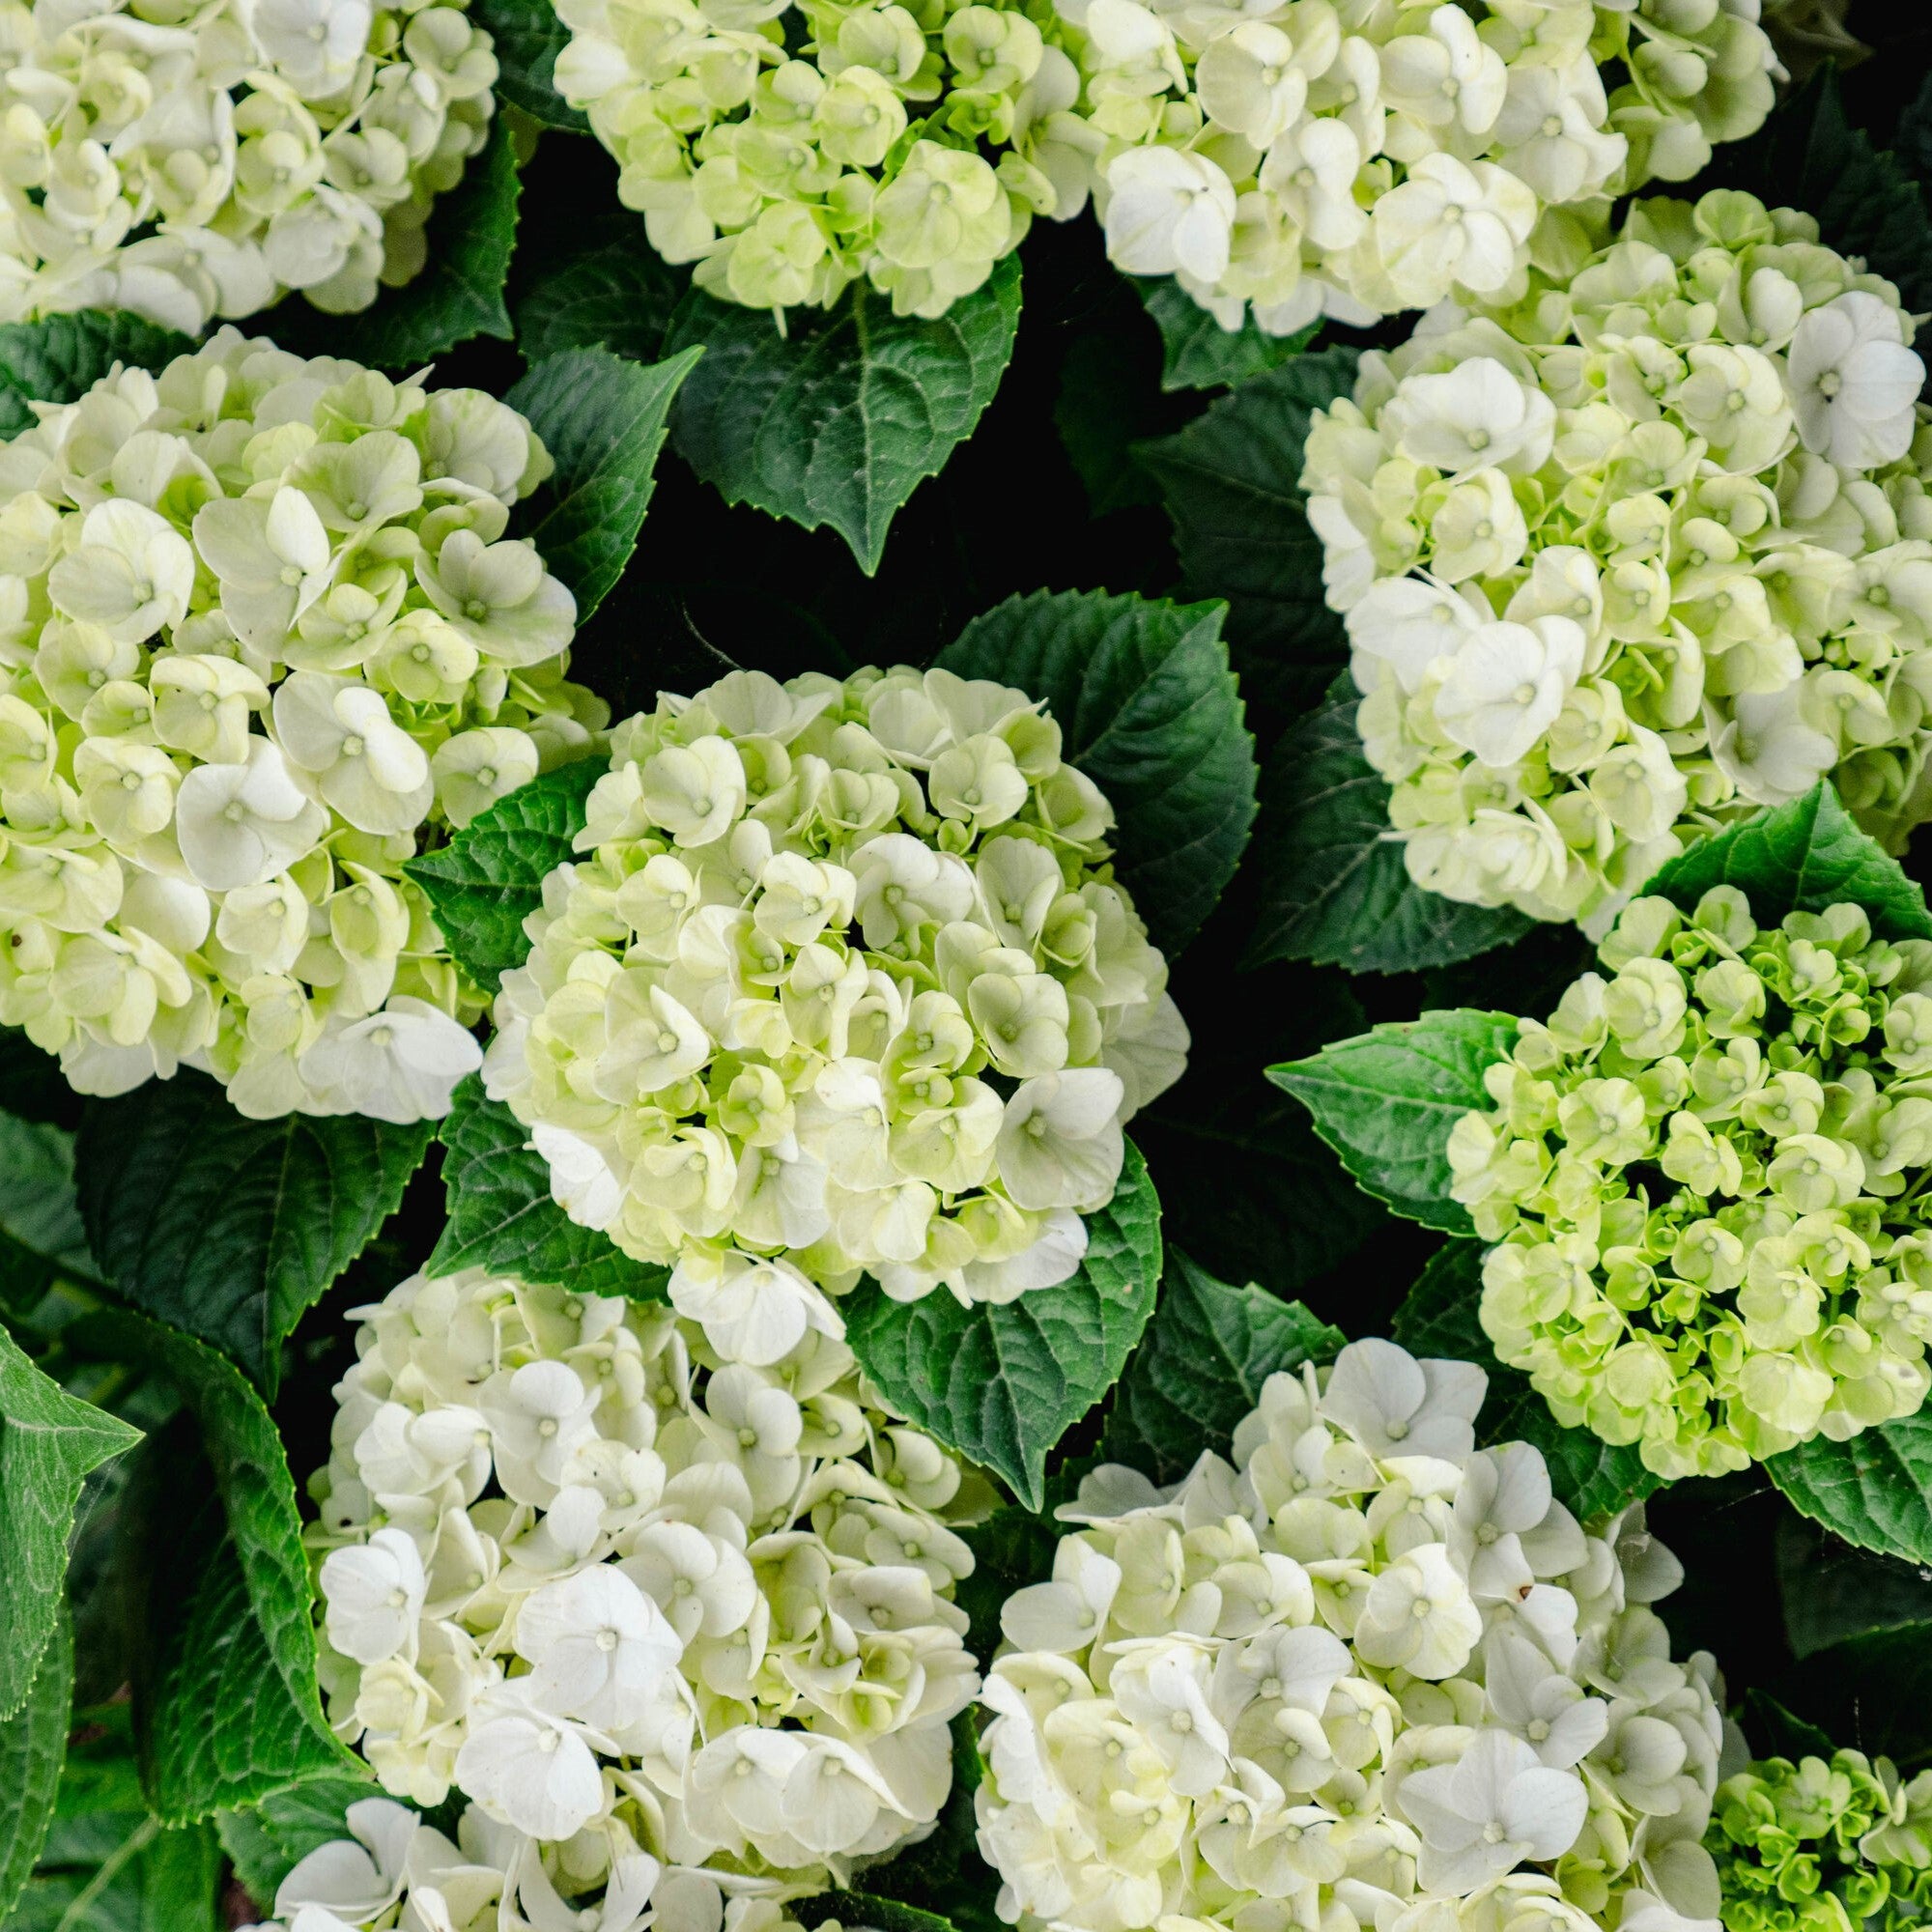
[238,1789,858,1932]
[1449,888,1932,1479]
[1708,1747,1932,1932]
[307,1264,990,1876]
[1302,189,1932,935]
[482,664,1187,1360]
[552,0,1777,327]
[0,0,498,332]
[975,1336,1726,1932]
[0,328,596,1121]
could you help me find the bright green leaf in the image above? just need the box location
[1641,781,1932,941]
[0,1327,140,1722]
[514,237,686,367]
[843,1143,1162,1510]
[505,346,702,618]
[1267,1010,1519,1234]
[405,758,606,992]
[428,1075,669,1300]
[469,0,588,127]
[74,1070,431,1392]
[1769,1411,1932,1567]
[1136,348,1358,709]
[937,589,1258,956]
[1135,279,1315,391]
[216,1776,384,1911]
[0,1611,71,1923]
[1243,673,1531,973]
[0,312,192,439]
[664,257,1021,573]
[1390,1240,1659,1521]
[1102,1250,1344,1484]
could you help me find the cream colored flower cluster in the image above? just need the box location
[1303,189,1932,935]
[241,1788,845,1932]
[1451,889,1932,1479]
[976,1339,1725,1932]
[0,0,497,333]
[483,665,1186,1358]
[0,328,596,1121]
[307,1265,988,1881]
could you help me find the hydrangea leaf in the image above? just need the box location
[0,1328,141,1723]
[269,115,521,369]
[1769,1413,1932,1567]
[0,312,193,439]
[793,1893,960,1932]
[937,589,1259,956]
[73,1071,433,1394]
[469,0,589,127]
[514,238,687,366]
[842,1143,1162,1511]
[216,1776,384,1908]
[956,1509,1060,1664]
[1765,1619,1932,1770]
[1391,1240,1660,1521]
[406,758,606,992]
[505,346,703,619]
[0,1112,102,1310]
[0,1029,83,1130]
[1739,1689,1835,1763]
[1102,1250,1344,1483]
[1267,1011,1520,1234]
[1641,782,1932,942]
[99,1315,355,1820]
[1244,672,1534,973]
[663,255,1022,574]
[0,1610,70,1923]
[1136,348,1358,710]
[428,1074,670,1302]
[11,1702,222,1929]
[1134,281,1316,391]
[1052,329,1171,517]
[1775,1511,1932,1662]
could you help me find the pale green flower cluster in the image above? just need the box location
[483,665,1187,1362]
[0,327,600,1122]
[1450,888,1932,1480]
[554,0,1056,317]
[0,0,498,334]
[977,1338,1725,1932]
[1303,189,1932,937]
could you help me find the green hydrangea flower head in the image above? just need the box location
[1710,1750,1932,1932]
[1302,188,1932,938]
[1451,885,1932,1478]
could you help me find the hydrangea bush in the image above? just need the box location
[0,328,595,1120]
[0,0,499,332]
[1448,886,1932,1478]
[976,1336,1725,1932]
[483,664,1187,1354]
[1302,188,1932,934]
[308,1264,989,1868]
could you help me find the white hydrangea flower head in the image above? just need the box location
[481,664,1187,1348]
[0,0,499,332]
[0,328,599,1120]
[976,1338,1727,1932]
[306,1264,991,1883]
[1299,188,1932,937]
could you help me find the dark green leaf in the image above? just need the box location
[506,346,702,618]
[0,313,192,439]
[269,116,521,368]
[664,257,1022,573]
[1769,1410,1932,1566]
[469,0,589,127]
[1766,1619,1932,1772]
[956,1509,1059,1665]
[843,1143,1162,1510]
[0,1611,71,1923]
[0,1111,101,1310]
[792,1891,960,1932]
[74,1069,431,1392]
[1244,672,1531,973]
[0,1029,84,1131]
[854,1717,1002,1932]
[1135,279,1315,391]
[216,1776,384,1910]
[428,1074,669,1300]
[1775,1510,1932,1661]
[1136,348,1358,708]
[0,1327,140,1721]
[1052,330,1167,517]
[1391,1240,1660,1520]
[1267,1010,1519,1234]
[1103,1251,1344,1483]
[1739,1689,1836,1764]
[514,238,686,366]
[1641,781,1932,941]
[405,758,606,992]
[938,589,1258,956]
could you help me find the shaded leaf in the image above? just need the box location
[956,1509,1059,1665]
[217,1776,383,1909]
[0,312,192,438]
[515,238,685,367]
[0,1111,100,1310]
[1775,1510,1932,1662]
[1135,279,1315,391]
[469,0,589,127]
